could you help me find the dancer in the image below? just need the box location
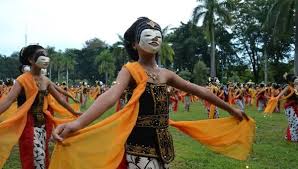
[51,17,254,169]
[0,45,80,169]
[275,74,298,141]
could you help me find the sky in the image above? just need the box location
[0,0,199,56]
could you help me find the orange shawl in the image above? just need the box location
[0,72,77,168]
[48,62,255,169]
[264,97,278,115]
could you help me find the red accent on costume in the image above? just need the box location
[19,110,53,169]
[116,100,121,112]
[19,113,34,169]
[284,100,298,141]
[117,155,128,169]
[170,97,178,112]
[286,127,292,141]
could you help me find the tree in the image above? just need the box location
[192,0,232,77]
[265,0,296,74]
[169,22,209,72]
[95,49,115,84]
[231,0,266,82]
[51,51,64,82]
[111,34,129,73]
[215,22,239,82]
[178,69,192,81]
[193,60,209,85]
[79,38,108,83]
[159,26,175,67]
[63,49,77,86]
[0,55,19,79]
[46,46,57,80]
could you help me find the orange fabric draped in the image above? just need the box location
[49,62,147,169]
[264,97,278,115]
[48,62,255,169]
[0,72,78,168]
[209,104,216,119]
[47,95,78,118]
[0,73,38,168]
[169,117,255,160]
[0,102,17,122]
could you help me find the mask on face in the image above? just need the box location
[35,56,50,69]
[138,29,162,54]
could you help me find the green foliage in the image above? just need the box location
[178,69,192,81]
[111,34,129,73]
[0,55,19,79]
[79,38,108,83]
[193,60,209,85]
[159,26,175,67]
[169,22,209,72]
[95,49,115,84]
[160,42,175,66]
[193,0,233,77]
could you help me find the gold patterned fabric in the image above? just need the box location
[31,90,48,127]
[126,82,175,163]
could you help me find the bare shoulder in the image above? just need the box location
[118,67,132,79]
[159,68,177,83]
[116,67,132,85]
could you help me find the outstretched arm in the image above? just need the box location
[277,86,292,100]
[166,70,248,121]
[0,81,22,115]
[48,83,80,116]
[52,83,79,103]
[74,67,131,128]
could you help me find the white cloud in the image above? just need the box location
[0,0,197,55]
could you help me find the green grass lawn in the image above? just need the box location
[3,100,298,169]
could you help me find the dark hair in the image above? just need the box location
[124,17,162,61]
[272,83,279,89]
[5,79,13,86]
[284,73,296,84]
[19,45,44,65]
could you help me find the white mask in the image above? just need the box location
[139,29,162,54]
[35,56,50,69]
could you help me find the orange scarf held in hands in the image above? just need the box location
[0,72,77,168]
[48,62,255,169]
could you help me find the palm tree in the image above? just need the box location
[63,49,77,86]
[192,0,232,77]
[265,0,296,74]
[46,46,56,80]
[51,51,64,82]
[95,49,115,84]
[159,26,175,67]
[159,42,175,67]
[112,34,129,66]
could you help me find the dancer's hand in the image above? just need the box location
[230,108,249,121]
[52,120,81,141]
